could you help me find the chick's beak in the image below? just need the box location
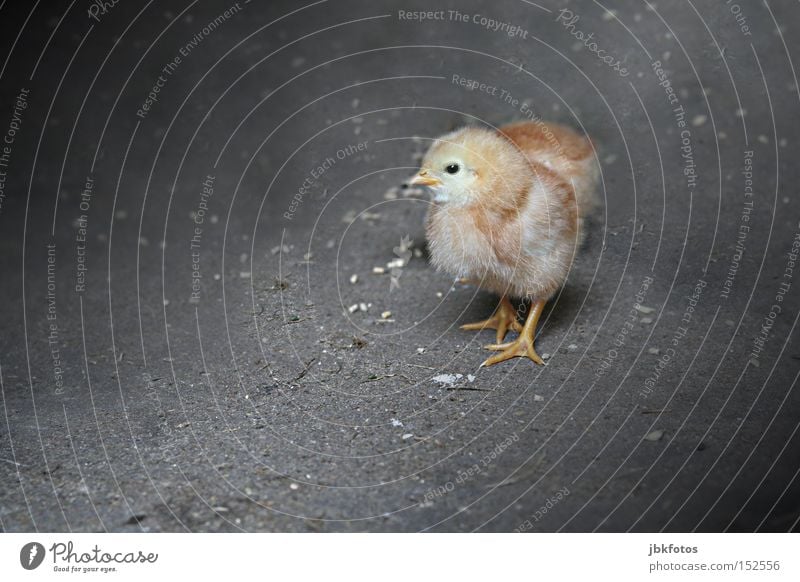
[410,169,441,187]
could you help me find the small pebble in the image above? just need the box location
[350,274,358,284]
[647,347,661,355]
[534,394,544,402]
[372,267,386,274]
[645,430,664,442]
[381,311,392,319]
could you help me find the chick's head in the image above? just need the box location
[411,127,530,207]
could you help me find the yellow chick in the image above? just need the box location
[411,121,599,367]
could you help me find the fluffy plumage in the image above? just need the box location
[412,121,599,366]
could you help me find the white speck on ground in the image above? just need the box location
[534,394,544,402]
[432,373,463,386]
[391,418,403,427]
[645,430,664,442]
[691,114,707,126]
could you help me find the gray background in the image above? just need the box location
[1,0,799,532]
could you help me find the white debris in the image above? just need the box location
[349,274,359,284]
[635,305,656,314]
[372,267,386,274]
[347,304,359,314]
[416,348,425,354]
[270,244,290,255]
[647,347,661,355]
[467,374,476,383]
[568,343,578,351]
[541,353,551,360]
[381,311,392,319]
[358,302,369,312]
[431,373,463,386]
[534,394,544,402]
[402,433,414,440]
[691,114,707,127]
[239,271,251,279]
[386,258,405,269]
[391,418,403,427]
[644,430,664,442]
[289,482,300,490]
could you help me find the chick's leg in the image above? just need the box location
[460,296,523,343]
[481,299,546,367]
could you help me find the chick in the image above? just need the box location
[411,121,599,366]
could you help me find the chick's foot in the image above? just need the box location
[460,296,523,343]
[480,299,546,367]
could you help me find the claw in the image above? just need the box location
[479,299,547,368]
[480,338,545,367]
[460,296,522,343]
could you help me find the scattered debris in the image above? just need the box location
[401,433,414,440]
[381,311,392,319]
[467,374,476,383]
[391,418,403,427]
[386,258,405,269]
[432,373,463,386]
[691,114,708,127]
[349,274,358,284]
[635,305,656,314]
[372,266,386,274]
[534,394,544,402]
[347,304,359,314]
[647,347,660,355]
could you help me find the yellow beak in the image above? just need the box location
[410,170,441,187]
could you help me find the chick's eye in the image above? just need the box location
[445,163,460,174]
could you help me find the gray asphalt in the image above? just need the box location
[1,0,800,532]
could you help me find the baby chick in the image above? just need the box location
[411,121,599,366]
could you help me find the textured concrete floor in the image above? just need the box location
[1,0,799,532]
